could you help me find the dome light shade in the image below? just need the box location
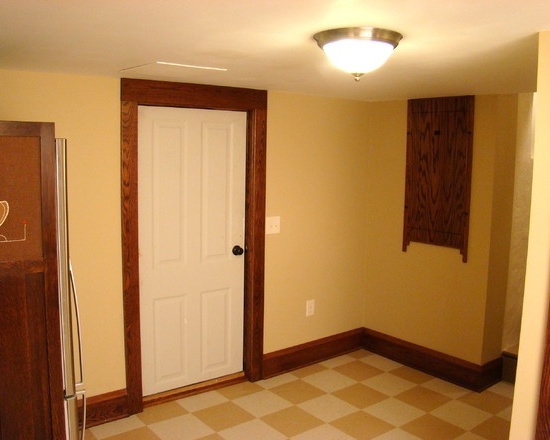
[313,27,403,81]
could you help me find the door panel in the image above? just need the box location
[139,106,246,396]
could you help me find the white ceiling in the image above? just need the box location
[1,0,549,101]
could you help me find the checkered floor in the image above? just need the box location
[85,350,513,440]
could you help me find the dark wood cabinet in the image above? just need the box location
[402,96,474,262]
[0,122,65,439]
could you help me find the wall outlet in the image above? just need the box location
[266,216,281,234]
[306,299,315,317]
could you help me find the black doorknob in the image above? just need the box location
[232,245,244,256]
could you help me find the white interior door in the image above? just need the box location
[138,105,246,396]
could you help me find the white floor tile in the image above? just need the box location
[89,415,145,438]
[148,414,214,440]
[233,389,293,417]
[301,369,356,393]
[176,390,228,412]
[431,400,492,431]
[365,397,425,426]
[298,394,358,422]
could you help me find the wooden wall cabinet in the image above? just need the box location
[402,96,474,262]
[0,122,65,439]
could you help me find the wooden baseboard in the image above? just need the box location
[83,374,246,427]
[363,328,502,391]
[262,328,364,378]
[83,389,130,428]
[86,327,503,427]
[502,351,518,384]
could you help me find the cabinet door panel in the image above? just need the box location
[0,269,51,439]
[0,121,64,439]
[403,96,474,262]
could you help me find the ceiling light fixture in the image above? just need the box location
[313,27,403,81]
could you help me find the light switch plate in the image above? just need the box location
[266,216,281,234]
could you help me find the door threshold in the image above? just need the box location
[143,372,246,408]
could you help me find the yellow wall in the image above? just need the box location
[363,96,518,364]
[264,92,369,352]
[0,70,126,396]
[0,69,521,398]
[510,31,550,438]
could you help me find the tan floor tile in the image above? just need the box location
[84,430,98,440]
[458,391,512,415]
[335,360,385,381]
[138,401,188,425]
[364,372,417,396]
[194,401,254,432]
[331,411,394,439]
[321,354,358,369]
[365,397,425,426]
[261,406,324,437]
[395,385,452,412]
[148,414,215,440]
[401,414,466,440]
[177,390,228,412]
[422,378,470,399]
[498,404,513,421]
[302,369,357,393]
[99,427,161,440]
[82,354,515,440]
[391,366,434,384]
[219,419,287,440]
[361,354,403,372]
[333,383,388,409]
[431,400,492,431]
[298,393,358,422]
[233,388,293,417]
[347,349,372,359]
[291,362,329,378]
[375,428,425,439]
[487,381,515,399]
[216,381,264,400]
[470,416,511,440]
[258,372,297,389]
[89,415,146,439]
[292,423,356,439]
[454,433,486,440]
[270,379,325,404]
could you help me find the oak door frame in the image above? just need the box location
[121,78,267,414]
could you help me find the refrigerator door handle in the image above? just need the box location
[69,260,84,388]
[76,389,86,440]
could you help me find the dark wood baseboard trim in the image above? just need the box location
[502,351,518,384]
[262,328,364,378]
[87,327,505,427]
[84,389,130,428]
[362,328,503,392]
[143,372,246,408]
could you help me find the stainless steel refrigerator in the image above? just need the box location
[55,138,86,440]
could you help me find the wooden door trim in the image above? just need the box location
[121,79,267,414]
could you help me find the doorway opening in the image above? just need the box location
[120,78,267,414]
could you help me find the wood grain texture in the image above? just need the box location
[120,79,267,416]
[83,389,130,428]
[262,329,365,378]
[403,96,474,262]
[0,121,65,439]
